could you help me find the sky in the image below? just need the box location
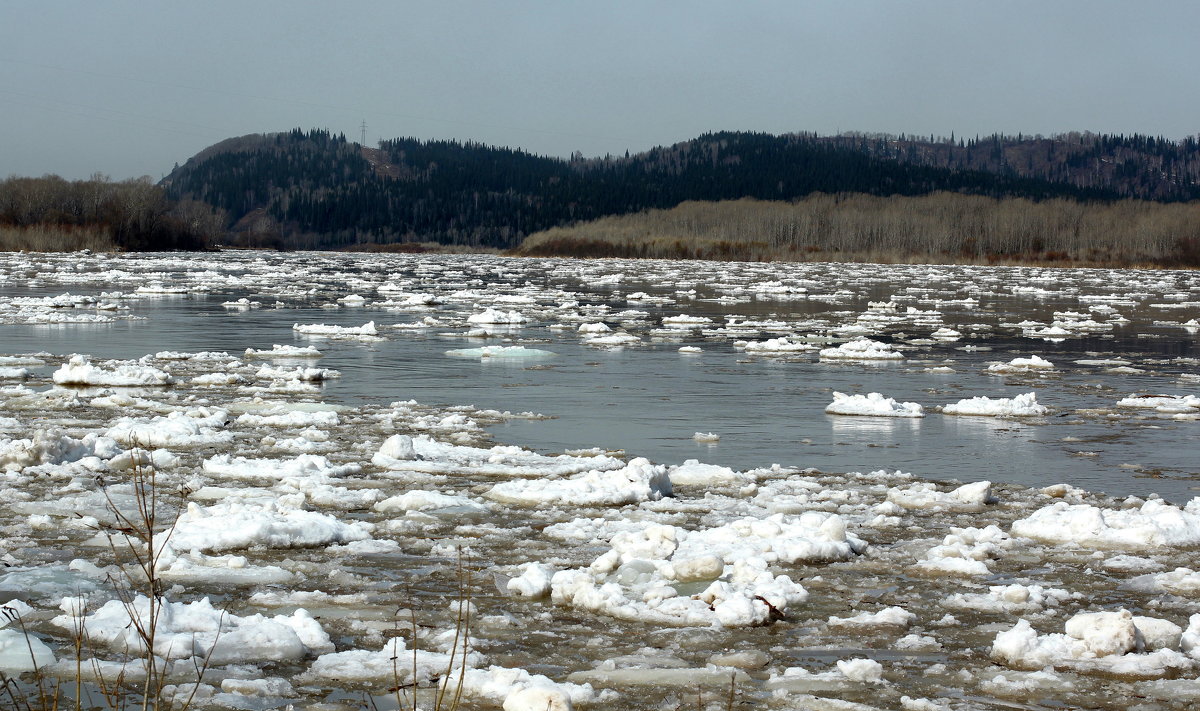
[3,1,1199,181]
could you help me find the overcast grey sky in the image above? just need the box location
[3,1,1198,181]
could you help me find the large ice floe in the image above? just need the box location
[818,338,904,361]
[6,252,1200,709]
[547,512,866,627]
[53,355,173,386]
[52,595,334,663]
[445,345,555,360]
[941,391,1048,417]
[485,457,671,506]
[825,392,924,418]
[991,609,1197,677]
[986,355,1056,374]
[1011,497,1200,549]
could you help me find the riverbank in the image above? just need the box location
[514,193,1200,269]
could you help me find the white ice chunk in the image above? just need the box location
[888,481,994,512]
[169,500,372,553]
[467,308,529,325]
[53,596,331,663]
[0,628,54,672]
[819,338,904,361]
[446,346,555,359]
[826,392,924,418]
[373,434,625,478]
[828,606,915,629]
[942,392,1047,417]
[486,457,671,506]
[53,355,172,386]
[245,344,323,358]
[987,355,1055,373]
[1012,498,1200,549]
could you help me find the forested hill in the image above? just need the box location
[161,128,1197,250]
[811,131,1200,201]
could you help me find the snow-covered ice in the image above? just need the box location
[826,392,924,418]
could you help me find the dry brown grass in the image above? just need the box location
[514,193,1200,268]
[0,225,116,252]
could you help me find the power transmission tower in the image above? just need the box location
[360,120,367,146]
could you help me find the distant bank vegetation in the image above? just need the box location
[514,192,1200,267]
[0,174,225,252]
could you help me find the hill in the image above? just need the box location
[162,128,1153,251]
[811,131,1200,201]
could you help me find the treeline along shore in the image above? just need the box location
[515,192,1200,268]
[7,127,1200,267]
[0,174,225,252]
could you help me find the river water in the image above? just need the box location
[2,251,1200,711]
[4,251,1198,502]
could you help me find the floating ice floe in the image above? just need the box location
[106,408,232,447]
[942,392,1047,417]
[740,337,817,354]
[987,355,1055,374]
[692,431,719,442]
[819,338,904,361]
[485,457,671,506]
[911,524,1010,577]
[245,344,323,358]
[292,321,380,339]
[168,499,372,553]
[991,609,1197,677]
[53,595,332,663]
[222,298,261,309]
[668,459,752,487]
[202,453,361,482]
[0,356,46,367]
[191,372,249,386]
[307,635,593,710]
[1011,498,1200,549]
[888,481,994,512]
[582,331,641,346]
[577,322,610,333]
[255,365,339,381]
[467,308,528,325]
[1116,394,1200,414]
[1122,567,1200,596]
[155,548,297,586]
[135,283,191,294]
[235,405,340,428]
[373,489,487,515]
[942,583,1077,614]
[661,314,712,328]
[828,606,915,628]
[825,392,924,418]
[549,513,865,627]
[0,430,118,471]
[154,350,234,362]
[373,434,625,478]
[52,355,173,386]
[0,628,55,672]
[445,345,555,359]
[766,659,886,692]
